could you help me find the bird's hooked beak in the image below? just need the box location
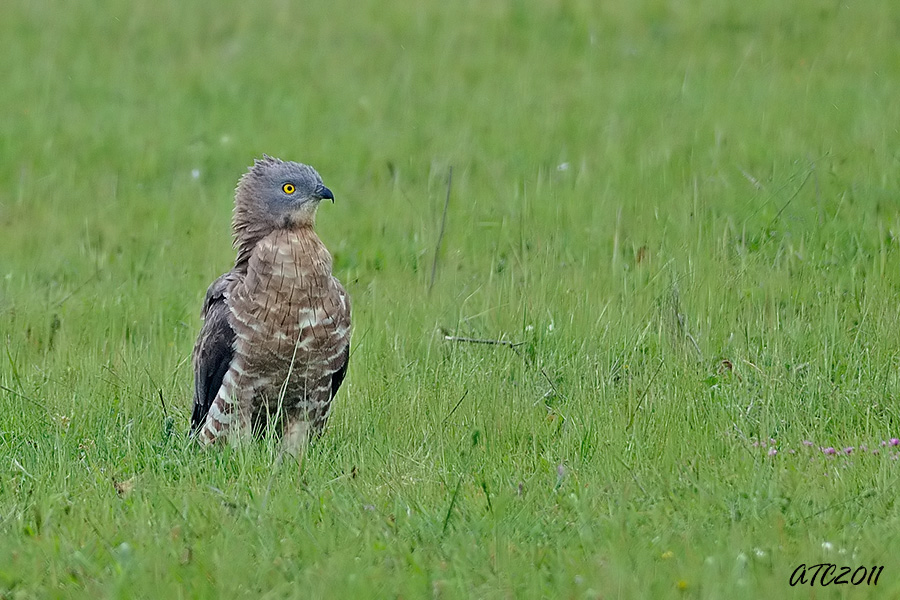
[316,185,334,203]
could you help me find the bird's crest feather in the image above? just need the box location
[251,155,282,176]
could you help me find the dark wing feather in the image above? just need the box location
[330,344,350,400]
[191,272,238,433]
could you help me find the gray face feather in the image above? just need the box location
[231,155,334,268]
[240,155,333,217]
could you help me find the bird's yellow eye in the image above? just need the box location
[282,183,295,194]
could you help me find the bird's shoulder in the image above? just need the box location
[200,270,242,319]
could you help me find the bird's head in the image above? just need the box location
[231,155,334,267]
[234,155,334,230]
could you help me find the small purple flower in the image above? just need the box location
[873,449,880,455]
[802,440,814,447]
[881,441,888,447]
[769,438,777,445]
[788,449,796,454]
[860,445,868,453]
[843,447,854,455]
[768,448,778,457]
[751,441,760,448]
[823,447,837,455]
[890,438,899,447]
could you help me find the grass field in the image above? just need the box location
[2,0,900,597]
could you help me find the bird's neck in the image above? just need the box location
[232,203,270,271]
[232,206,321,271]
[237,224,330,275]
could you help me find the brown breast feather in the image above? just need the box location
[226,226,351,430]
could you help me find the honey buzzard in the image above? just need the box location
[190,156,351,456]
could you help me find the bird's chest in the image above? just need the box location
[246,245,314,315]
[227,232,338,360]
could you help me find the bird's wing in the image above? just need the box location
[330,344,350,400]
[329,281,352,401]
[191,272,238,433]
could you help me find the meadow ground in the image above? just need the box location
[2,0,900,598]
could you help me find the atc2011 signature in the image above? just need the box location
[790,564,884,587]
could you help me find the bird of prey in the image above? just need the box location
[190,156,351,456]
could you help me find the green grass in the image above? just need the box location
[2,0,900,597]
